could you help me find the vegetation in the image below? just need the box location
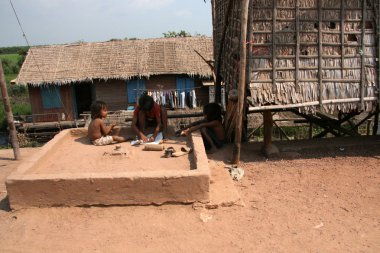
[163,30,192,38]
[0,47,30,132]
[0,46,29,55]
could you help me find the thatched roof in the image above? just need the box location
[16,37,214,86]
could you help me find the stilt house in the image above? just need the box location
[212,0,379,113]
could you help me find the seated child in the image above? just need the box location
[132,94,168,142]
[180,103,225,154]
[87,101,126,146]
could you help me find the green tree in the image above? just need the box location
[163,30,192,38]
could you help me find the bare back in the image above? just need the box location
[87,118,104,141]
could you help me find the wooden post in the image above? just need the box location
[360,0,367,109]
[309,122,313,139]
[0,60,21,160]
[232,0,250,164]
[263,110,273,149]
[215,0,234,103]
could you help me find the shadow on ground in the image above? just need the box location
[0,196,11,212]
[207,136,380,163]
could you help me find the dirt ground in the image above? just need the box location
[0,136,379,253]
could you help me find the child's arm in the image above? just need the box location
[132,115,148,141]
[175,119,207,135]
[99,120,115,135]
[182,120,219,136]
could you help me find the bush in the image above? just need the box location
[0,103,31,131]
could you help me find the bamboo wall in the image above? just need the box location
[213,0,379,113]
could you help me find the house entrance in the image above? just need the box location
[74,83,93,117]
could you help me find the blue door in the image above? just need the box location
[127,79,146,104]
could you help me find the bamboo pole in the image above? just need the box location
[232,0,249,165]
[360,0,367,109]
[295,0,300,92]
[215,0,234,103]
[318,0,323,108]
[272,0,277,92]
[0,60,20,160]
[248,96,378,112]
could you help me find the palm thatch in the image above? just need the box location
[212,0,379,113]
[16,37,214,86]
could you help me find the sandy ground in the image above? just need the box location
[0,137,379,253]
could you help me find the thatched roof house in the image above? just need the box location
[17,37,213,85]
[212,0,379,114]
[17,37,214,121]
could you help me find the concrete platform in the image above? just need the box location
[6,128,210,209]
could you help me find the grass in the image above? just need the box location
[0,54,20,62]
[5,73,17,85]
[0,103,31,130]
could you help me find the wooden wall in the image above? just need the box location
[94,80,128,111]
[27,75,212,122]
[28,85,75,122]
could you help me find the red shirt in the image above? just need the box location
[133,102,161,120]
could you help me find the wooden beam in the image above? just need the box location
[0,60,20,160]
[232,0,250,164]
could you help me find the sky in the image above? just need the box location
[0,0,212,47]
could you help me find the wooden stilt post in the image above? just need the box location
[263,111,273,148]
[0,60,20,160]
[232,0,250,164]
[262,110,279,156]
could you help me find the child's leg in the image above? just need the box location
[200,128,217,154]
[112,135,126,143]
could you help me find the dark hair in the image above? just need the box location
[203,103,222,122]
[138,94,154,111]
[90,101,107,119]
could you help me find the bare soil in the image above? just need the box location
[0,137,379,253]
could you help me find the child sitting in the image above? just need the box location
[87,101,126,146]
[180,103,225,154]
